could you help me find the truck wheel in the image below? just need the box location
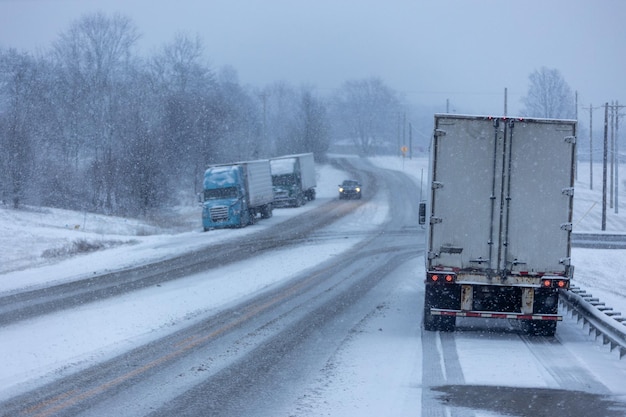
[423,305,439,331]
[423,289,455,332]
[423,306,455,332]
[523,320,556,337]
[237,212,247,228]
[261,204,273,219]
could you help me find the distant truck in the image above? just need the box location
[420,114,576,336]
[201,160,274,230]
[270,153,317,207]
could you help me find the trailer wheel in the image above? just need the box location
[423,305,439,331]
[423,288,456,332]
[423,305,455,332]
[247,210,257,225]
[522,320,556,337]
[260,204,273,219]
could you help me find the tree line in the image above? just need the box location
[0,12,407,216]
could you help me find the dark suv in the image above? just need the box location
[338,180,362,200]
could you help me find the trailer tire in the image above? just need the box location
[247,210,257,225]
[423,306,455,332]
[423,305,439,331]
[423,289,456,332]
[261,204,273,219]
[523,320,556,337]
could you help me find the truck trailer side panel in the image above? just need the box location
[296,153,317,191]
[244,160,274,208]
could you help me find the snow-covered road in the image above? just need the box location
[1,156,626,416]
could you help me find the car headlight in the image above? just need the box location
[356,187,361,192]
[339,187,344,192]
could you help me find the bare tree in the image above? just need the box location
[521,67,576,119]
[149,33,222,193]
[260,82,299,157]
[0,49,40,208]
[53,12,140,213]
[150,32,212,94]
[288,88,330,160]
[333,77,402,156]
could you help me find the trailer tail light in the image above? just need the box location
[427,272,456,284]
[540,278,569,289]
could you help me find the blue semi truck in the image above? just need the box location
[201,160,274,230]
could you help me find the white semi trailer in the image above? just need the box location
[270,153,317,207]
[420,114,576,336]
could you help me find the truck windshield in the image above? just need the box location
[272,174,295,186]
[204,187,238,200]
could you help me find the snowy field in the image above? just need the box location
[1,155,625,408]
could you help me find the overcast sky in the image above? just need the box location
[1,0,625,116]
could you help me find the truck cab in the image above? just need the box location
[202,166,249,230]
[271,158,305,207]
[270,154,317,207]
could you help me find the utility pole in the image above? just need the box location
[397,113,401,157]
[409,122,413,160]
[602,103,608,231]
[575,91,578,181]
[614,100,620,214]
[259,91,268,157]
[402,113,406,157]
[610,101,615,209]
[589,104,593,190]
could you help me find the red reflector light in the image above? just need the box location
[557,280,566,288]
[542,280,552,287]
[428,272,456,284]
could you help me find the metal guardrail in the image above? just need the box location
[563,233,626,358]
[560,286,626,359]
[571,233,626,249]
